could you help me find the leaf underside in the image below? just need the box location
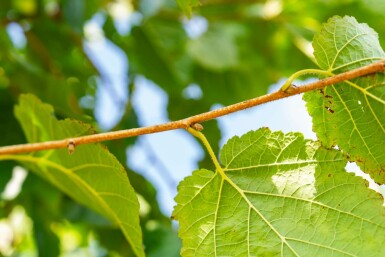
[173,129,385,256]
[304,16,385,183]
[13,94,144,257]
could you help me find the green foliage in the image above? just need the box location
[4,94,144,257]
[173,128,385,256]
[304,16,385,183]
[176,0,201,18]
[1,0,385,256]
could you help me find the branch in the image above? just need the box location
[1,60,385,155]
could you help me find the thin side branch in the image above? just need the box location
[1,60,385,155]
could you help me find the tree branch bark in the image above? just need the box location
[1,59,385,155]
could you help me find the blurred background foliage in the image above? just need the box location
[0,0,385,256]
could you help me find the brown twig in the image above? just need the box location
[1,59,385,155]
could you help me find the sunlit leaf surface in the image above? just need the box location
[304,16,385,182]
[173,129,385,256]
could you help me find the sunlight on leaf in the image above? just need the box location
[173,128,385,256]
[7,94,145,257]
[304,16,385,183]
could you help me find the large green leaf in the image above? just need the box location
[0,94,144,257]
[304,16,385,182]
[173,128,385,256]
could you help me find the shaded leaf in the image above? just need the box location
[96,227,137,256]
[5,94,144,257]
[1,19,95,119]
[304,16,385,182]
[173,128,385,256]
[0,90,24,147]
[0,165,13,195]
[11,172,63,256]
[144,222,181,257]
[0,90,25,188]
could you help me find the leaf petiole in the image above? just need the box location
[187,126,224,175]
[280,69,332,91]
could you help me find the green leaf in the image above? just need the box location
[304,16,385,182]
[173,128,385,256]
[313,16,384,72]
[4,94,145,257]
[176,0,200,18]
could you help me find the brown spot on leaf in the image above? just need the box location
[324,107,334,113]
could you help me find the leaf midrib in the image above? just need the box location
[224,159,341,171]
[220,171,301,257]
